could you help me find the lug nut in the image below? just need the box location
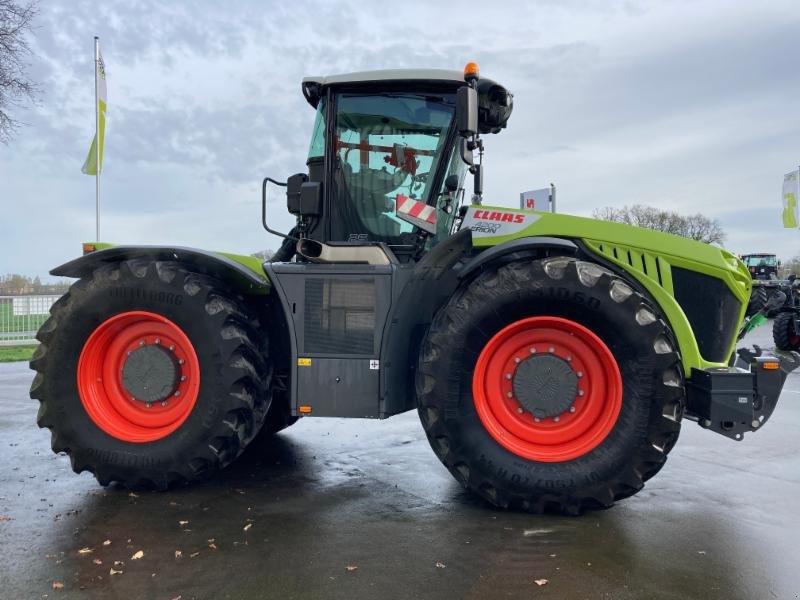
[576,371,583,378]
[517,407,524,414]
[534,417,541,423]
[578,390,584,397]
[155,338,161,345]
[180,375,187,382]
[566,356,572,362]
[161,401,168,407]
[548,347,555,353]
[174,391,181,397]
[514,357,521,363]
[507,392,513,398]
[146,402,152,408]
[178,359,184,365]
[506,374,512,380]
[569,406,576,413]
[139,340,145,346]
[529,347,537,354]
[169,345,175,351]
[553,416,560,422]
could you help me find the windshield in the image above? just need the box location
[743,255,777,267]
[329,92,455,244]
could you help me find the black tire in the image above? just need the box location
[746,286,768,317]
[29,259,271,488]
[773,312,800,351]
[416,257,685,514]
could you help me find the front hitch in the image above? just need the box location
[686,349,799,440]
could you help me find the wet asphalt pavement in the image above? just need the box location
[1,325,799,600]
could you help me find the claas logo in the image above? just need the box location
[473,210,525,223]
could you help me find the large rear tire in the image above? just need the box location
[773,312,800,351]
[29,259,271,488]
[416,257,685,514]
[746,286,768,317]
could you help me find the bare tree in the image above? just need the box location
[592,204,726,244]
[0,0,37,144]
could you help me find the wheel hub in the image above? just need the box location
[472,316,623,462]
[122,344,180,403]
[512,355,577,418]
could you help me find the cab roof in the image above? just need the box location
[302,69,466,107]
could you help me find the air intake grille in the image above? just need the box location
[304,278,376,355]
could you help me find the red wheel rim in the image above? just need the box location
[77,311,201,443]
[472,316,622,462]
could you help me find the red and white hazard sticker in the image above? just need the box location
[395,194,437,234]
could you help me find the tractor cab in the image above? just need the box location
[267,66,513,262]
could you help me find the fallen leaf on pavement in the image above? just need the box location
[243,523,252,532]
[113,560,124,567]
[534,579,548,586]
[208,543,217,550]
[78,547,93,555]
[52,582,64,590]
[345,565,358,572]
[93,559,102,566]
[131,550,144,560]
[128,492,139,498]
[175,550,183,559]
[179,520,189,526]
[102,540,111,546]
[697,550,706,555]
[189,552,200,558]
[109,568,123,576]
[435,562,446,569]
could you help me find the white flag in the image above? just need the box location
[782,170,798,228]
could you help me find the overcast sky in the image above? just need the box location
[1,0,799,278]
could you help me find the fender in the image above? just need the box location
[51,245,271,295]
[457,236,578,280]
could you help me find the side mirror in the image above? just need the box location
[456,86,478,138]
[287,173,323,216]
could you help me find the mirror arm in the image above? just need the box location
[262,177,298,241]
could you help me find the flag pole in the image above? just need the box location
[94,36,100,241]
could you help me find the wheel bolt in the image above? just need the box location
[569,406,576,413]
[507,392,513,398]
[169,345,175,352]
[162,401,168,407]
[146,402,152,408]
[174,391,180,397]
[155,338,161,345]
[548,347,555,353]
[578,390,584,397]
[139,340,145,346]
[529,347,537,354]
[576,371,583,378]
[517,407,524,414]
[178,359,184,365]
[506,374,512,380]
[180,375,187,382]
[553,416,560,422]
[534,417,541,423]
[514,357,521,363]
[566,356,572,362]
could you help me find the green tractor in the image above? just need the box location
[30,65,797,513]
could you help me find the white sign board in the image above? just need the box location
[520,188,552,211]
